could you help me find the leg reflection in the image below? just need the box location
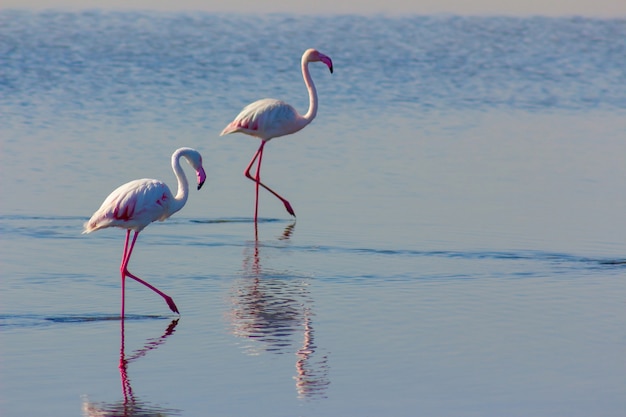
[82,318,181,417]
[229,225,330,400]
[294,308,330,399]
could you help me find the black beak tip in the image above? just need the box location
[197,181,205,190]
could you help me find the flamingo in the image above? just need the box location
[83,147,207,317]
[220,48,333,222]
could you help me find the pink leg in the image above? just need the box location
[244,141,296,221]
[119,230,132,318]
[119,230,180,315]
[254,141,264,222]
[244,143,263,222]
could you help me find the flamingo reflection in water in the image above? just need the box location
[82,318,181,417]
[229,222,330,399]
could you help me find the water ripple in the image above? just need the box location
[289,244,626,269]
[0,313,167,329]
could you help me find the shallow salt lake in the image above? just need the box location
[2,11,626,417]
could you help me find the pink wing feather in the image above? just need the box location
[220,98,305,140]
[83,179,174,233]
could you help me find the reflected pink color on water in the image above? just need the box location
[2,11,626,417]
[228,227,330,399]
[82,318,182,417]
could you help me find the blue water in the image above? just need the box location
[1,10,626,417]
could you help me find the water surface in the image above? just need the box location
[1,11,626,417]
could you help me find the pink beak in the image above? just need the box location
[320,54,334,74]
[197,167,207,190]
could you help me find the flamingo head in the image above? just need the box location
[178,148,207,190]
[304,48,334,74]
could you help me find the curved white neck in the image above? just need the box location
[170,151,190,215]
[301,58,318,123]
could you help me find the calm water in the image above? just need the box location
[1,10,626,417]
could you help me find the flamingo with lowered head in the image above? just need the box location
[220,48,333,222]
[83,147,207,317]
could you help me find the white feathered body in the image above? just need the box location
[220,98,308,141]
[83,179,176,233]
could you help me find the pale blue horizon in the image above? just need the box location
[2,0,626,17]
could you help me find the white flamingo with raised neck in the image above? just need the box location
[220,48,334,222]
[83,147,207,317]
